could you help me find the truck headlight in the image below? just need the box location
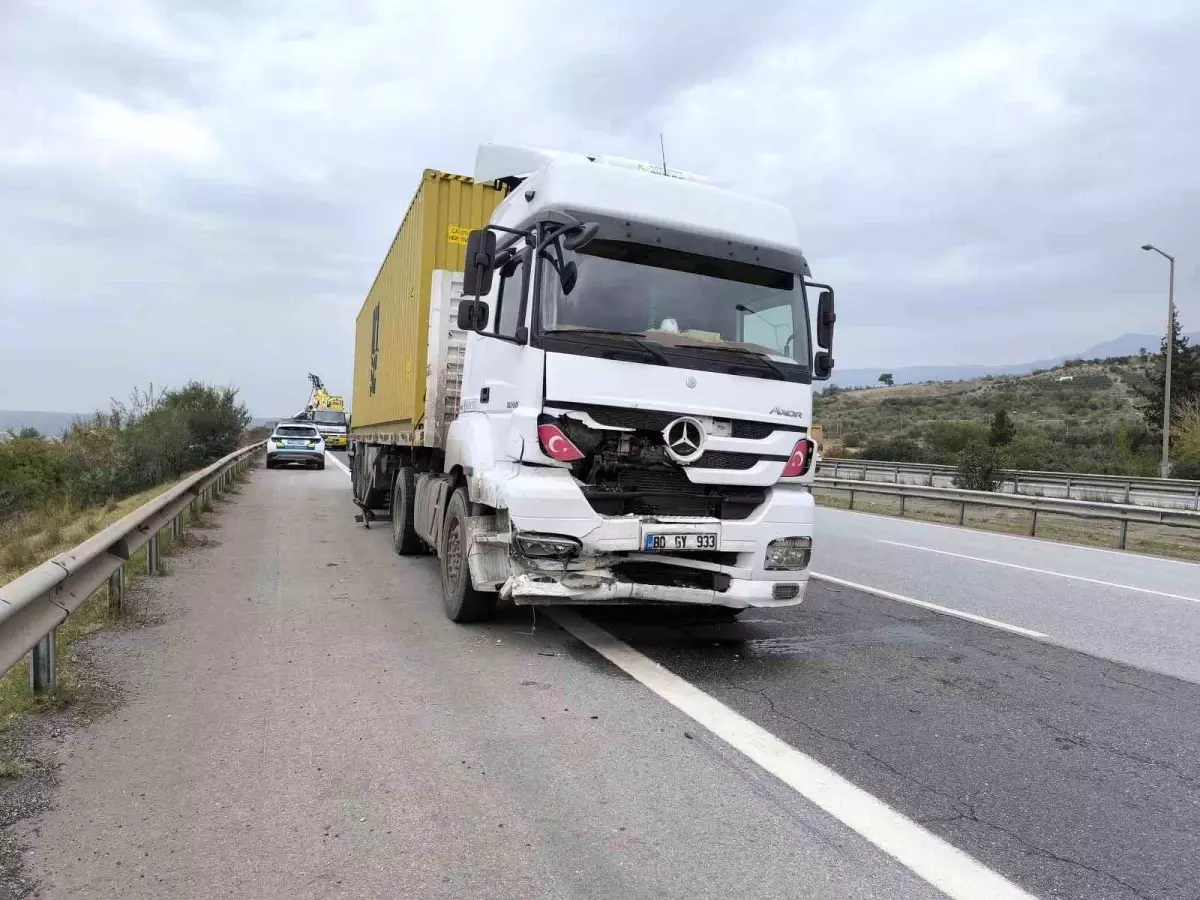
[514,532,582,560]
[765,537,811,570]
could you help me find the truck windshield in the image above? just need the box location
[540,239,809,367]
[311,410,346,426]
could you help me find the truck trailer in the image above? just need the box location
[349,146,836,622]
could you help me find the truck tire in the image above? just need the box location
[440,486,496,622]
[391,466,422,556]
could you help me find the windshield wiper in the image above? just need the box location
[688,344,790,380]
[545,328,670,366]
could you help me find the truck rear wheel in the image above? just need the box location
[391,466,422,556]
[440,487,496,623]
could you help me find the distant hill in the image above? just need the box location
[0,410,85,437]
[832,332,1200,389]
[815,356,1168,474]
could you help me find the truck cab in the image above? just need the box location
[399,146,836,620]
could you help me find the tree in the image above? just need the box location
[989,409,1016,447]
[1173,398,1200,479]
[1135,307,1200,433]
[954,440,1001,492]
[878,373,895,388]
[17,427,41,440]
[925,420,988,458]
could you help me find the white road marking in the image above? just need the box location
[325,451,351,476]
[819,505,1200,568]
[549,609,1038,900]
[810,573,1048,639]
[880,540,1200,604]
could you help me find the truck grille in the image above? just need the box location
[546,401,798,440]
[581,468,767,520]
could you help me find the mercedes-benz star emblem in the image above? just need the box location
[663,416,706,465]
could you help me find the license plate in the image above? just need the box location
[644,533,718,552]
[286,440,306,447]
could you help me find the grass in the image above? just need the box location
[0,462,256,728]
[0,478,186,588]
[815,487,1200,562]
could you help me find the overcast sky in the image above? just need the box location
[3,0,1198,415]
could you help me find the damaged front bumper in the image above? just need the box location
[499,567,808,609]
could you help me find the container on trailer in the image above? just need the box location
[351,170,507,441]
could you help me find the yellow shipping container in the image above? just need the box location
[352,170,507,436]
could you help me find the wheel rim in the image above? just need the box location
[445,516,464,592]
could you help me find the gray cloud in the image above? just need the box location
[2,0,1198,415]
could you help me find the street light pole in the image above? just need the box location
[1141,243,1176,478]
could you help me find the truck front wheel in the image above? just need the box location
[440,487,497,622]
[391,466,422,556]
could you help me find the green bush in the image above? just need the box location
[0,382,250,528]
[861,437,925,463]
[926,420,988,458]
[0,438,75,521]
[954,441,1002,491]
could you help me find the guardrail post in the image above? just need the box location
[171,513,182,541]
[108,566,124,612]
[30,629,55,693]
[1030,509,1038,537]
[848,488,856,510]
[1193,487,1200,512]
[1125,482,1133,504]
[899,495,907,517]
[958,501,966,526]
[147,534,161,575]
[1064,476,1073,499]
[1116,519,1129,550]
[1013,472,1020,494]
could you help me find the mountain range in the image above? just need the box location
[830,332,1199,389]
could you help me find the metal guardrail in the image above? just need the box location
[0,442,264,692]
[814,476,1200,550]
[819,458,1200,510]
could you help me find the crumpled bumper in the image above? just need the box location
[499,568,808,609]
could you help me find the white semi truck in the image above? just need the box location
[349,146,836,622]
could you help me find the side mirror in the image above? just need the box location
[814,350,835,380]
[816,289,835,350]
[559,260,578,296]
[457,298,490,332]
[462,229,497,298]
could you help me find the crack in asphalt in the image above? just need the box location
[721,677,1159,900]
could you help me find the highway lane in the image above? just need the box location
[813,506,1200,683]
[599,588,1200,900]
[24,459,1200,899]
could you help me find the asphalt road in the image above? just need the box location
[20,459,1200,899]
[812,506,1200,683]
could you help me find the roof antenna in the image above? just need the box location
[659,133,668,176]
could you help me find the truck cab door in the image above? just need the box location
[460,246,538,462]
